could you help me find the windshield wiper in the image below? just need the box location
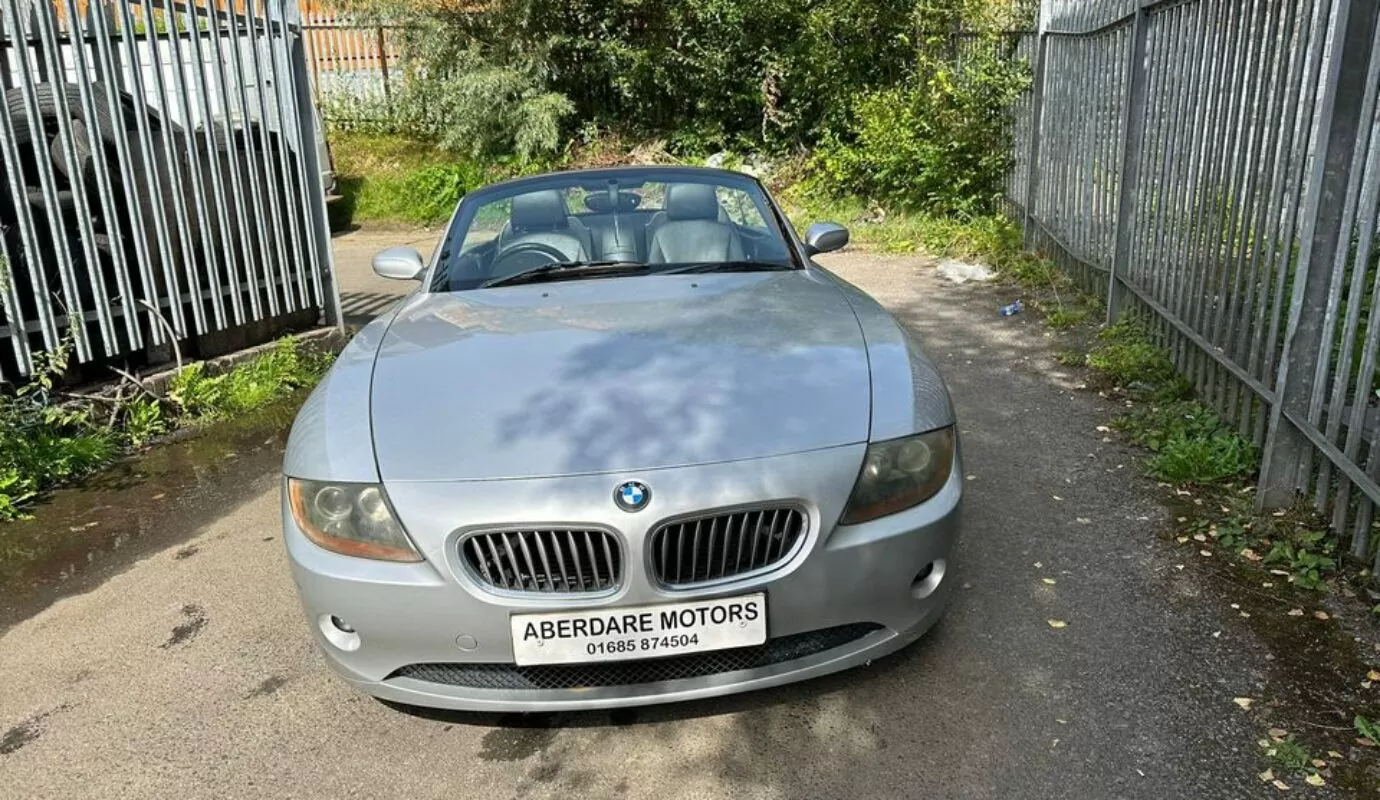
[481,260,650,288]
[660,260,794,275]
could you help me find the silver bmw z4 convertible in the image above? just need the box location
[282,166,962,711]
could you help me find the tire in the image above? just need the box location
[1,82,187,350]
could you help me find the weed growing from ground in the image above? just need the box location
[0,337,331,520]
[1267,736,1313,773]
[168,339,331,421]
[1085,322,1179,389]
[1148,434,1258,484]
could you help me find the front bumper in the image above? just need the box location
[283,443,962,712]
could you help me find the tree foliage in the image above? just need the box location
[336,0,927,150]
[810,31,1031,215]
[329,0,1036,211]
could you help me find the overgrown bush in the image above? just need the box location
[390,38,574,160]
[329,0,1034,165]
[807,30,1031,214]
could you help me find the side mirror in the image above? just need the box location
[372,247,426,281]
[804,222,850,256]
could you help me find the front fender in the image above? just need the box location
[283,310,398,482]
[822,271,956,440]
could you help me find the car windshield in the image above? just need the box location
[429,169,799,292]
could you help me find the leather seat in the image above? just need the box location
[492,190,593,278]
[647,184,744,264]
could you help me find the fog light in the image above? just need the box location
[911,559,946,600]
[318,613,361,651]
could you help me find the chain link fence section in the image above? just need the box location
[1009,0,1380,567]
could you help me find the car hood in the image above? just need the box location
[369,271,872,481]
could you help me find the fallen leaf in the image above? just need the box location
[1034,562,1043,568]
[1305,774,1324,787]
[1052,495,1063,501]
[1288,609,1304,617]
[1242,548,1262,562]
[1212,630,1222,638]
[1193,533,1208,542]
[1076,517,1092,524]
[1234,697,1254,710]
[1259,769,1275,783]
[1263,582,1274,588]
[1328,750,1344,759]
[1357,737,1377,747]
[1095,425,1111,433]
[1042,578,1057,585]
[1268,728,1288,739]
[1177,536,1190,544]
[1200,550,1213,557]
[1240,612,1251,618]
[1314,611,1330,621]
[1231,603,1241,610]
[1310,759,1327,768]
[151,493,166,501]
[1270,569,1291,576]
[1368,670,1380,682]
[1047,619,1067,629]
[1273,778,1290,790]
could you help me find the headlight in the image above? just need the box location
[839,427,955,525]
[287,479,422,562]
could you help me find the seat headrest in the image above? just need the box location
[511,190,569,230]
[664,183,721,221]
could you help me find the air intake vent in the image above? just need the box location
[649,506,806,587]
[461,529,620,593]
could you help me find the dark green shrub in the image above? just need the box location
[809,40,1031,215]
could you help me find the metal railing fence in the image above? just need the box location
[0,0,339,382]
[1012,0,1380,566]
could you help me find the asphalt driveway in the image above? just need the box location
[0,231,1338,798]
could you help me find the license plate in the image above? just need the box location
[510,593,766,666]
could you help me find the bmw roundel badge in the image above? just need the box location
[614,481,650,512]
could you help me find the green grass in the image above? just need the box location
[1087,328,1259,486]
[1085,322,1180,389]
[167,339,332,421]
[331,133,497,227]
[779,191,1023,262]
[1147,434,1257,484]
[1044,306,1090,330]
[0,337,332,521]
